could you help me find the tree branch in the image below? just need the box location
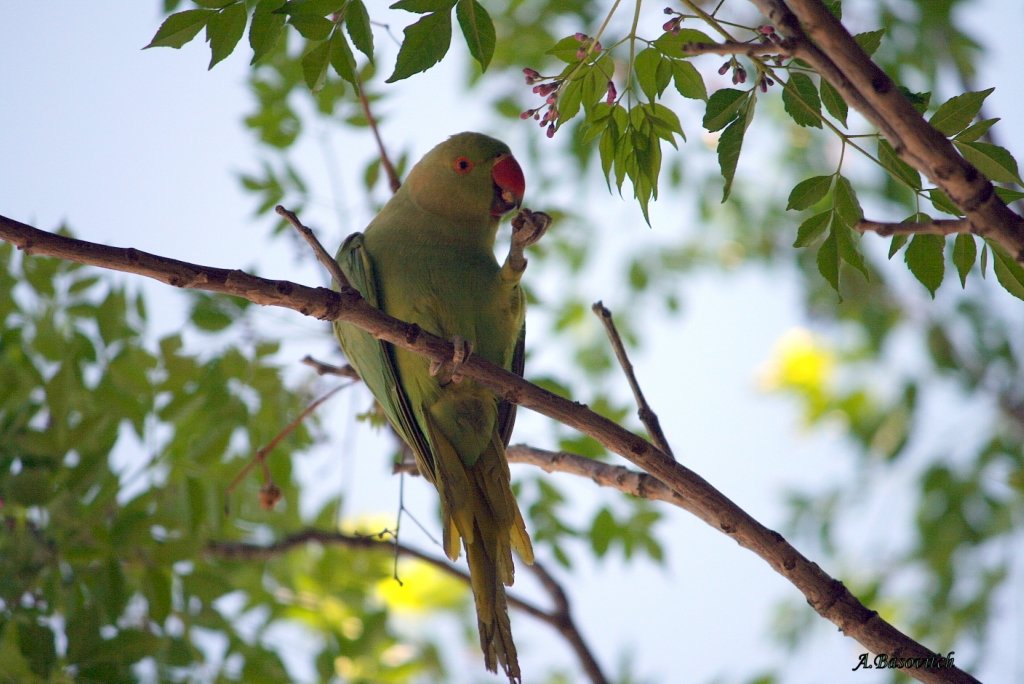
[592,302,675,459]
[206,530,608,684]
[855,218,972,237]
[0,214,977,683]
[681,39,793,58]
[749,0,1024,262]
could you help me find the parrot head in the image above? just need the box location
[404,132,526,223]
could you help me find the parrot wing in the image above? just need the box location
[496,325,524,448]
[332,232,434,476]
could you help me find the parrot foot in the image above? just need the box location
[503,209,552,279]
[511,208,551,250]
[430,335,473,386]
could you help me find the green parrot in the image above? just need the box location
[333,132,548,683]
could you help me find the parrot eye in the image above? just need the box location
[453,156,474,174]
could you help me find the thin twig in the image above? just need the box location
[681,39,793,57]
[356,80,401,194]
[224,384,346,512]
[592,301,675,460]
[301,354,360,378]
[206,529,612,684]
[528,561,608,684]
[0,214,979,684]
[856,218,972,237]
[275,205,350,289]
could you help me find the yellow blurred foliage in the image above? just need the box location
[759,328,836,397]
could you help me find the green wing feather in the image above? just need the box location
[332,232,434,476]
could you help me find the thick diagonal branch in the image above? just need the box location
[749,0,1024,261]
[0,214,977,683]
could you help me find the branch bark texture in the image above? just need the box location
[0,214,977,683]
[750,0,1024,261]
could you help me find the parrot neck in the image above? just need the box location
[388,188,501,252]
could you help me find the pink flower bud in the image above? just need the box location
[605,80,617,104]
[546,124,556,138]
[520,109,535,120]
[758,25,775,34]
[576,48,587,60]
[663,19,676,32]
[522,67,541,84]
[574,32,587,42]
[718,61,730,75]
[664,6,674,13]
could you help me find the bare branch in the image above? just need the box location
[856,218,972,238]
[749,0,1024,262]
[206,530,608,684]
[0,214,976,683]
[681,39,793,57]
[301,355,360,378]
[276,205,350,289]
[356,81,401,194]
[591,302,675,459]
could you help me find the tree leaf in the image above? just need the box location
[145,9,215,49]
[819,78,848,127]
[456,0,494,71]
[928,187,964,216]
[904,234,945,296]
[301,39,331,92]
[787,175,833,211]
[877,139,921,190]
[671,60,706,100]
[717,116,746,202]
[288,14,333,40]
[634,48,662,102]
[206,2,247,69]
[954,140,1023,184]
[703,88,746,132]
[329,30,357,84]
[929,88,994,136]
[833,175,864,227]
[990,243,1024,300]
[853,29,884,56]
[793,210,831,247]
[386,10,452,82]
[345,0,374,61]
[782,72,822,128]
[954,117,999,143]
[952,233,976,287]
[249,0,286,64]
[817,229,840,292]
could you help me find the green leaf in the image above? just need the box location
[833,175,864,226]
[888,234,908,258]
[329,30,357,83]
[954,140,1023,184]
[717,116,746,202]
[390,0,453,10]
[995,186,1024,203]
[990,243,1024,300]
[900,87,931,113]
[455,0,494,71]
[145,9,214,49]
[289,14,333,40]
[878,139,920,189]
[634,48,662,102]
[652,28,715,55]
[546,35,584,63]
[782,72,822,128]
[671,60,706,100]
[793,211,831,247]
[703,88,746,132]
[345,0,373,60]
[787,175,833,211]
[589,507,616,557]
[386,10,452,82]
[817,230,840,292]
[276,0,345,14]
[819,78,848,126]
[206,3,247,69]
[249,0,287,64]
[952,233,976,287]
[954,117,999,143]
[302,39,331,91]
[904,234,945,296]
[929,88,995,136]
[928,187,963,216]
[853,29,884,56]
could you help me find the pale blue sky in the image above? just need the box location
[2,2,1020,683]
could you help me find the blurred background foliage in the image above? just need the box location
[2,0,1023,681]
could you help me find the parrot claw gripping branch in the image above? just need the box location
[331,132,549,683]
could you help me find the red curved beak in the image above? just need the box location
[491,154,525,216]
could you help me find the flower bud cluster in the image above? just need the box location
[521,68,562,138]
[662,7,684,34]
